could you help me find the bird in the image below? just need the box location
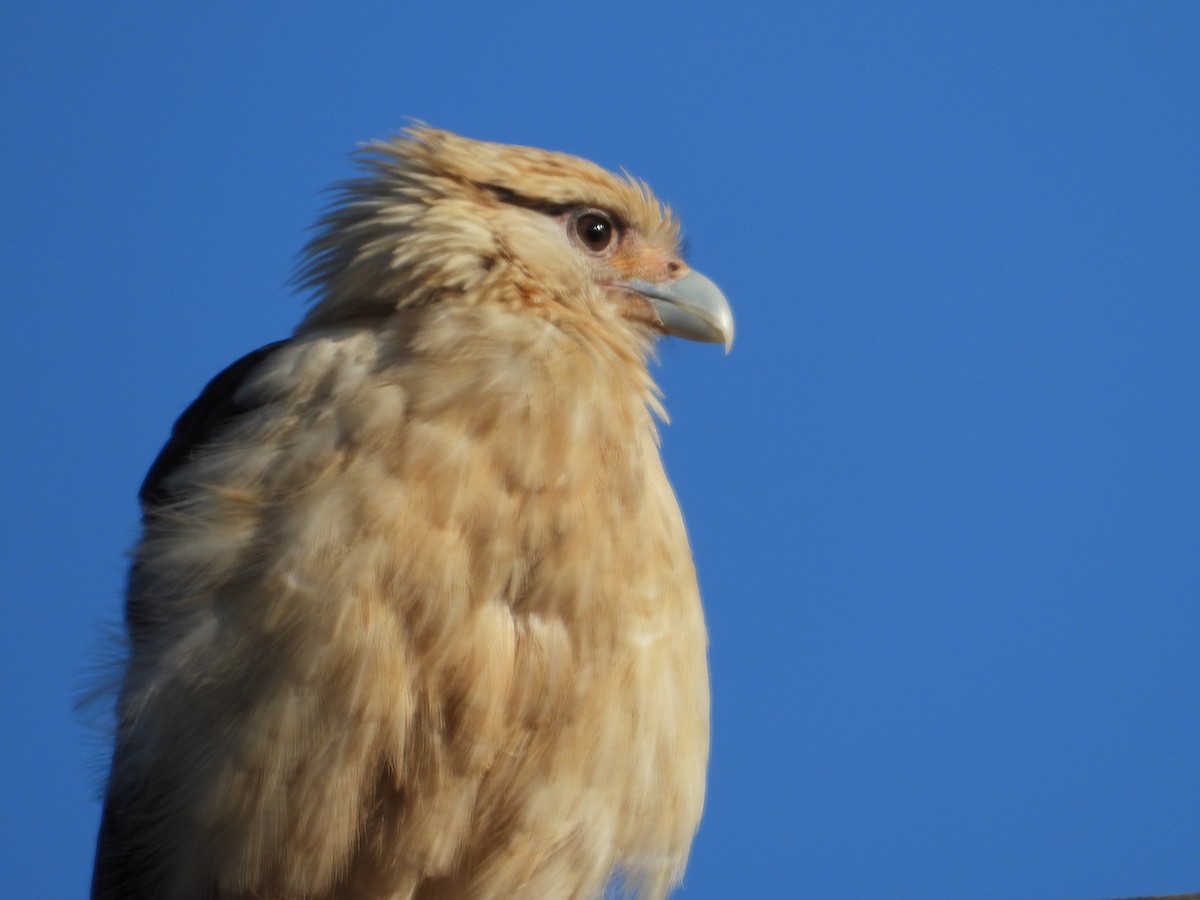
[92,126,733,900]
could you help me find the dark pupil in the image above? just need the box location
[580,215,612,249]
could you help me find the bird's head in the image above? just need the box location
[296,127,733,354]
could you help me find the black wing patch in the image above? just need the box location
[138,340,290,511]
[90,796,157,900]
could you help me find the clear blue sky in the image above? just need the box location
[3,3,1197,897]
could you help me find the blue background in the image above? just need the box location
[3,3,1197,897]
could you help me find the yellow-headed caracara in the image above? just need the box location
[93,127,733,900]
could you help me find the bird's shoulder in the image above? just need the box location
[138,340,290,511]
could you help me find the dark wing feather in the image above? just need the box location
[90,797,159,900]
[138,340,290,510]
[92,340,289,900]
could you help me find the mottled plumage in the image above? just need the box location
[93,127,732,899]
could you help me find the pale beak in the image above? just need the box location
[622,270,735,352]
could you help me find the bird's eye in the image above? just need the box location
[574,212,618,253]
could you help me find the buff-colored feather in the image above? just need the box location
[93,127,730,900]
